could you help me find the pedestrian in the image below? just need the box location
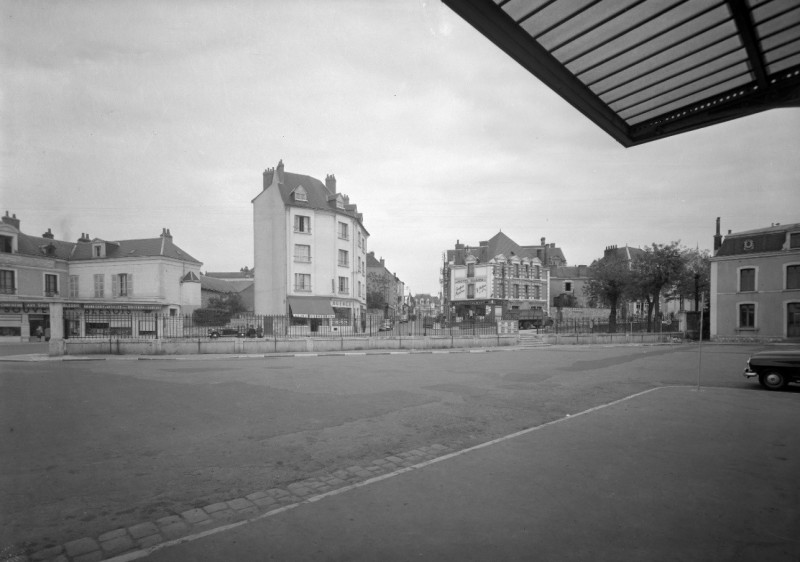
[34,325,43,341]
[44,326,51,341]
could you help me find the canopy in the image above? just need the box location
[443,0,800,147]
[287,297,335,318]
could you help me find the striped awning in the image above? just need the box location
[288,297,335,318]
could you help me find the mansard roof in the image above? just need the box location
[715,222,800,257]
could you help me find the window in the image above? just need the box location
[534,265,541,279]
[1,235,13,253]
[513,284,519,298]
[338,276,349,294]
[94,274,104,297]
[739,268,756,292]
[294,215,311,233]
[791,233,800,249]
[787,265,800,290]
[69,275,79,298]
[467,263,475,277]
[338,222,349,240]
[338,249,349,267]
[93,244,103,258]
[294,273,311,292]
[534,285,540,299]
[514,264,519,277]
[739,303,755,328]
[358,280,362,298]
[113,273,132,297]
[0,269,15,294]
[293,187,307,202]
[565,281,573,292]
[294,244,311,263]
[467,284,475,298]
[524,285,529,299]
[45,274,58,296]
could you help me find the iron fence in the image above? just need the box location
[63,312,682,340]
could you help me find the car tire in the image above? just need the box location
[759,371,787,391]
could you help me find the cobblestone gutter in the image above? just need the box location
[5,445,453,562]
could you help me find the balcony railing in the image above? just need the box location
[0,287,16,295]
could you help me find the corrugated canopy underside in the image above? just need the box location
[443,0,800,146]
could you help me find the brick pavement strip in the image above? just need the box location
[181,508,210,524]
[227,498,255,511]
[23,444,457,561]
[100,535,135,556]
[63,538,99,557]
[30,545,64,561]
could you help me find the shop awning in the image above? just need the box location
[288,297,335,318]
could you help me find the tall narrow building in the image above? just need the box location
[252,160,369,333]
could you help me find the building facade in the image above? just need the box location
[442,232,550,321]
[366,252,405,318]
[710,219,800,342]
[0,212,202,342]
[252,161,369,333]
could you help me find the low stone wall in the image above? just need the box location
[62,334,519,356]
[539,332,679,345]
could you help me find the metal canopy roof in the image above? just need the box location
[442,0,800,147]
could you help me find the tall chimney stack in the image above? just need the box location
[713,217,723,253]
[325,174,337,194]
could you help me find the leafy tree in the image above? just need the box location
[207,292,246,316]
[631,242,686,332]
[584,254,632,333]
[667,247,711,310]
[192,307,231,326]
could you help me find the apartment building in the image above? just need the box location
[0,211,202,341]
[252,160,369,333]
[710,219,800,341]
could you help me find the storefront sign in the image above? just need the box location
[0,302,50,313]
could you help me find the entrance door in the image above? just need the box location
[788,303,800,338]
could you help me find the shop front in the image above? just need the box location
[64,304,161,338]
[0,302,50,342]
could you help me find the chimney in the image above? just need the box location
[380,257,385,267]
[42,228,54,239]
[541,237,546,246]
[2,211,20,230]
[713,217,723,253]
[276,159,285,184]
[160,228,173,240]
[262,167,274,190]
[326,174,337,194]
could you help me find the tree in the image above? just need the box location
[584,254,632,333]
[667,247,711,310]
[631,242,686,332]
[207,292,246,316]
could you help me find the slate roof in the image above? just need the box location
[9,230,201,265]
[448,231,565,266]
[205,271,254,279]
[258,165,369,234]
[715,222,800,257]
[69,236,201,264]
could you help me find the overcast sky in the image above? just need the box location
[3,0,799,295]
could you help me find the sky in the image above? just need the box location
[2,0,799,296]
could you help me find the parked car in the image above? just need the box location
[743,350,800,390]
[378,320,394,332]
[208,327,245,338]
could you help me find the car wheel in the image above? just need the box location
[759,371,787,391]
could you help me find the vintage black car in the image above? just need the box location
[743,350,800,390]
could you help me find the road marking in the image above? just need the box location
[95,386,668,562]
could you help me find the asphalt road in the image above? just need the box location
[0,343,795,557]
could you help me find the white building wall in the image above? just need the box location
[253,185,288,315]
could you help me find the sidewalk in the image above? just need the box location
[120,385,798,562]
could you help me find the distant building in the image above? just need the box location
[413,293,441,319]
[200,274,254,312]
[549,265,591,308]
[442,231,550,320]
[0,211,202,341]
[252,160,369,332]
[710,218,800,341]
[366,252,404,318]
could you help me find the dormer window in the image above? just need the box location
[336,198,345,210]
[293,186,308,202]
[92,243,105,258]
